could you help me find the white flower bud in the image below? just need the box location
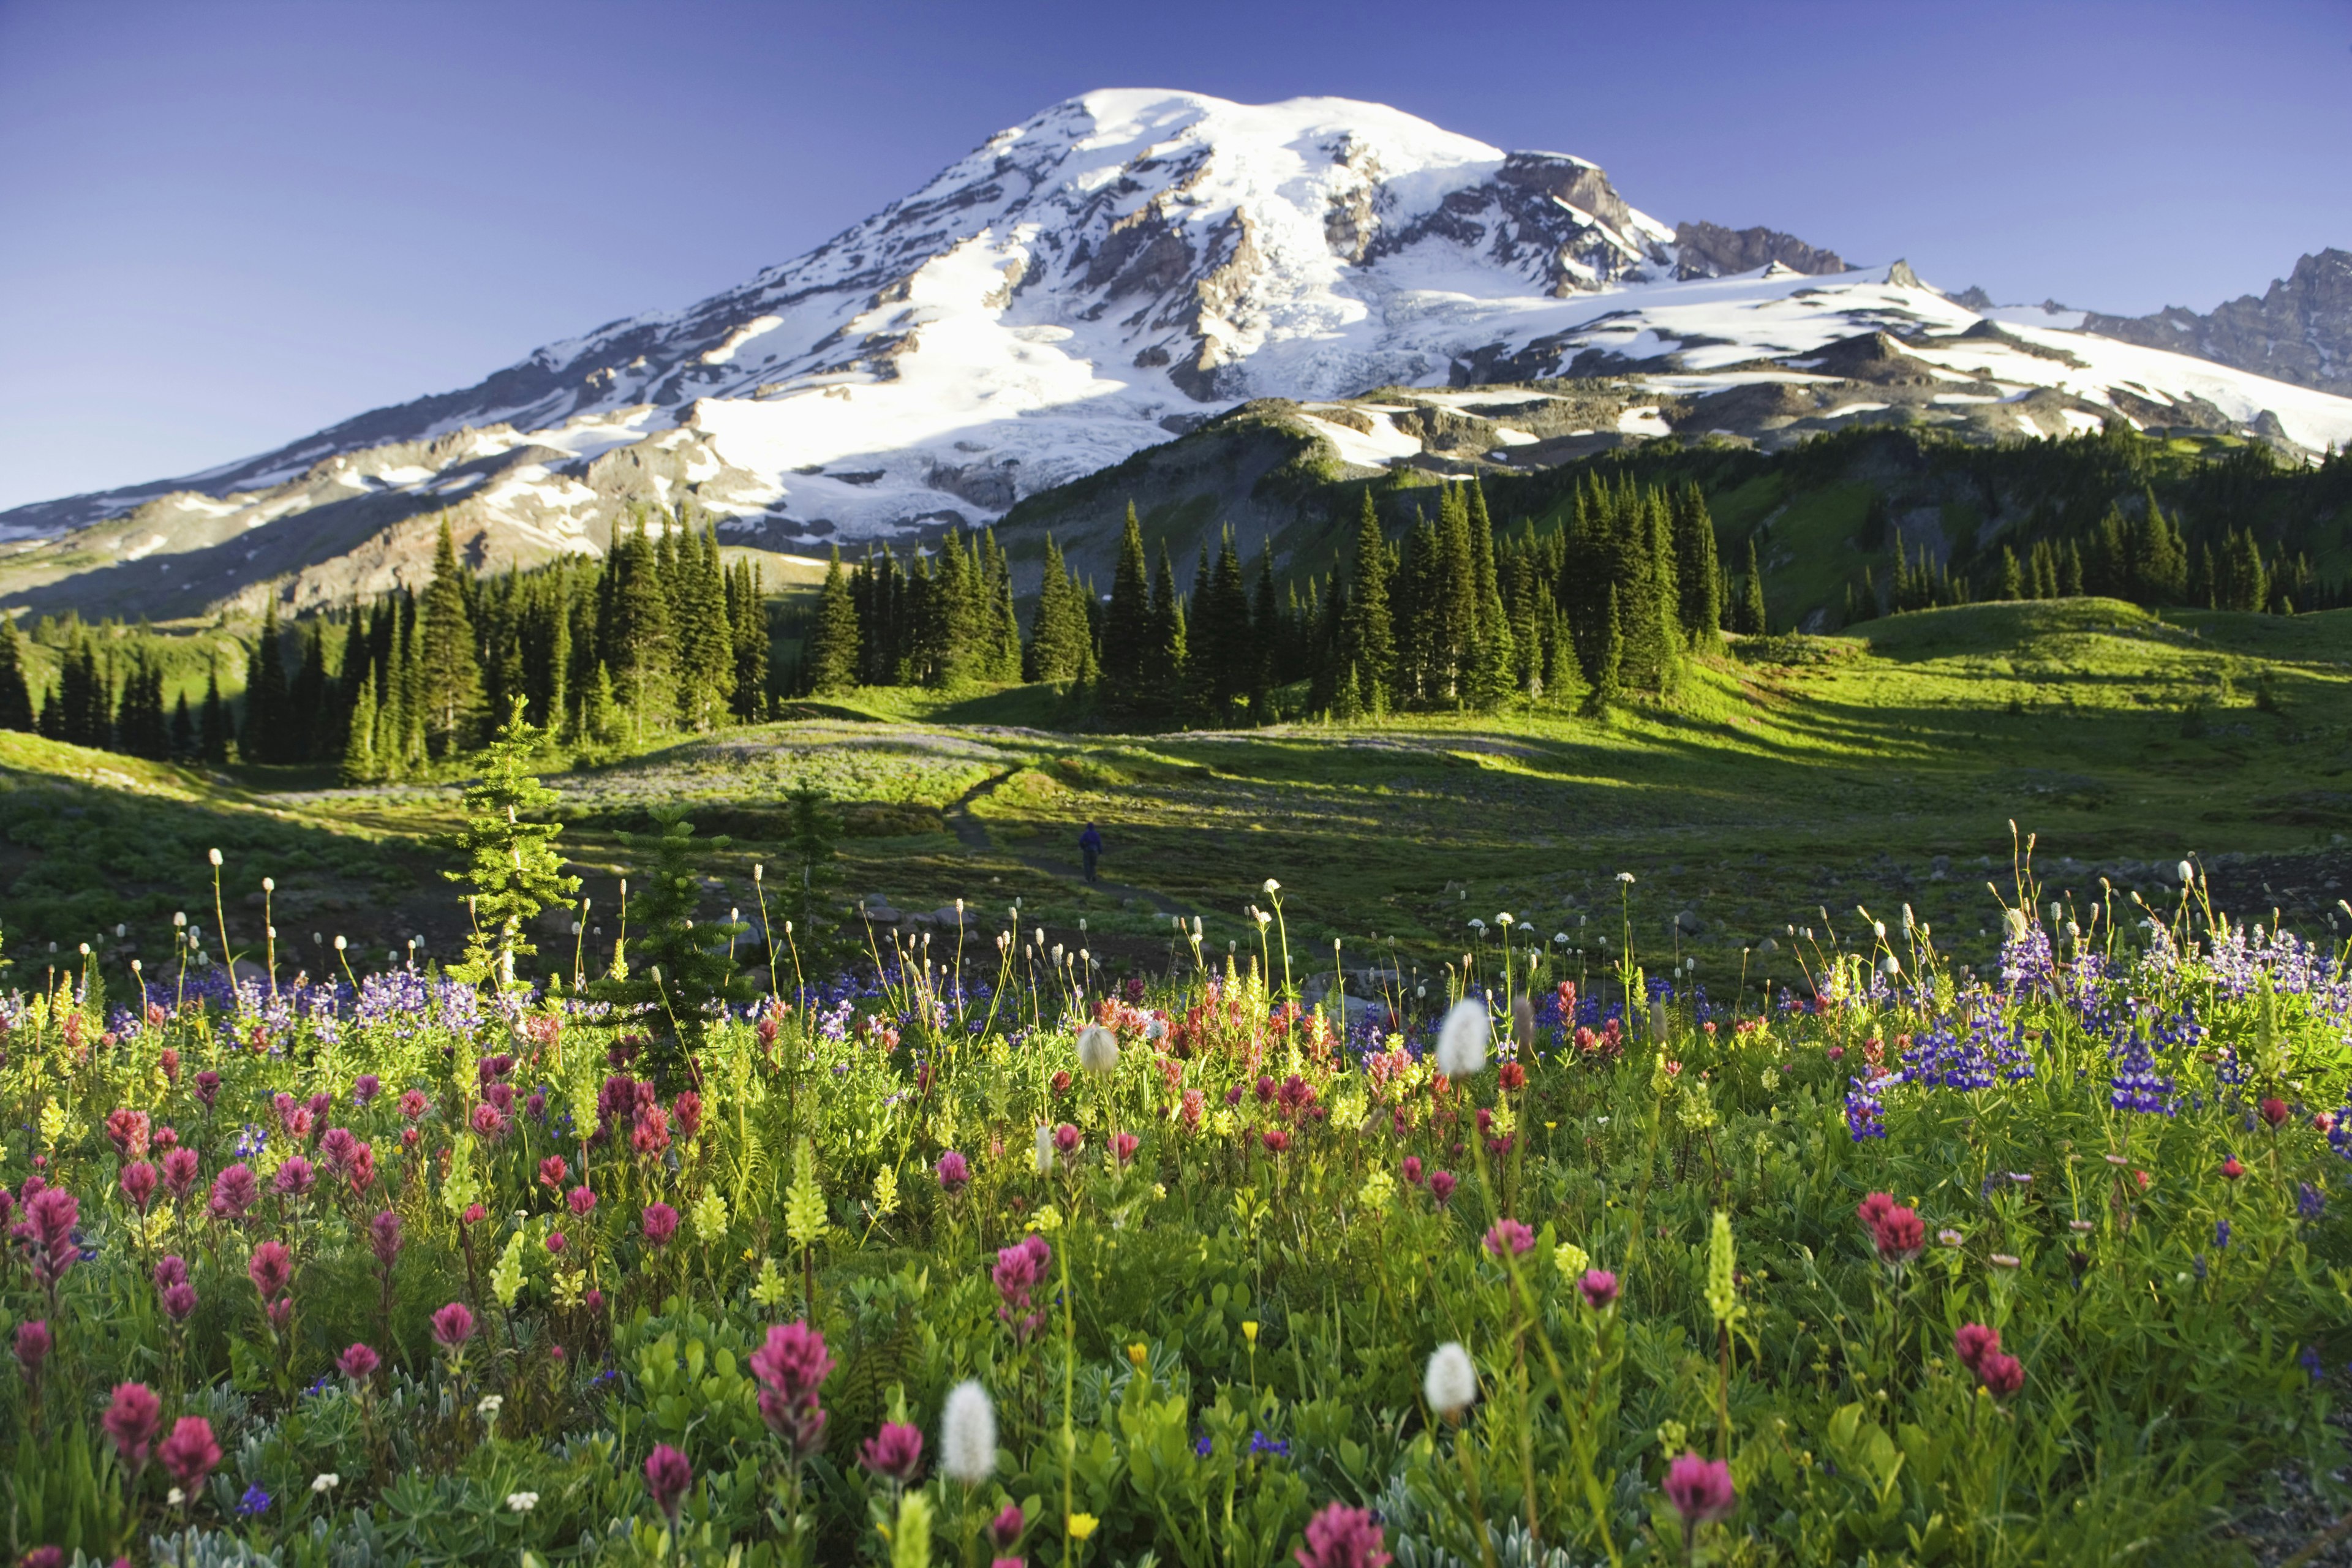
[1435,1000,1488,1077]
[1076,1024,1118,1074]
[1425,1342,1478,1416]
[938,1381,999,1487]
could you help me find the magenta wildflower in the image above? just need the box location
[272,1156,315,1199]
[431,1302,476,1349]
[1577,1269,1619,1310]
[247,1240,292,1300]
[642,1202,679,1247]
[1664,1450,1736,1526]
[859,1420,924,1483]
[12,1320,50,1373]
[644,1443,692,1521]
[192,1070,221,1110]
[25,1188,79,1286]
[568,1185,598,1217]
[317,1127,360,1177]
[937,1150,971,1193]
[1112,1131,1140,1164]
[209,1163,258,1221]
[1294,1502,1391,1568]
[1977,1351,2025,1398]
[1482,1218,1535,1259]
[101,1382,163,1466]
[162,1283,198,1322]
[338,1342,380,1381]
[352,1074,381,1106]
[119,1161,159,1212]
[369,1210,402,1268]
[1954,1323,2000,1373]
[989,1503,1025,1549]
[159,1416,222,1491]
[749,1321,833,1455]
[154,1255,188,1292]
[1428,1171,1457,1207]
[161,1146,201,1201]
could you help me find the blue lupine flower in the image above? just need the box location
[2301,1346,2325,1382]
[233,1123,266,1159]
[1248,1431,1290,1458]
[2215,1220,2232,1250]
[239,1485,272,1516]
[1193,1434,1213,1459]
[2299,1182,2326,1220]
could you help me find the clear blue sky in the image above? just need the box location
[2,0,2346,510]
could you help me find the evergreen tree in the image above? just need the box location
[1465,483,1515,709]
[1999,546,2024,600]
[1340,491,1396,706]
[1671,485,1724,650]
[1146,544,1187,722]
[445,699,580,991]
[673,525,736,729]
[1585,584,1624,717]
[170,693,195,758]
[603,518,675,741]
[241,606,290,763]
[1250,537,1280,714]
[290,619,331,762]
[1025,535,1091,682]
[1740,537,1769,636]
[981,529,1023,680]
[200,665,229,764]
[1101,504,1152,711]
[589,805,755,1064]
[418,516,485,756]
[805,547,863,696]
[341,677,378,785]
[0,615,31,733]
[783,777,843,955]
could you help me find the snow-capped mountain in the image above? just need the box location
[4,88,2348,620]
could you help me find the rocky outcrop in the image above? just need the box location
[1673,221,1847,279]
[2082,250,2352,396]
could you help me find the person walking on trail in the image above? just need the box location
[1077,822,1104,884]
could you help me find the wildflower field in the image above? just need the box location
[1,600,2351,1566]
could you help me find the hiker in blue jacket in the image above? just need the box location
[1077,822,1104,883]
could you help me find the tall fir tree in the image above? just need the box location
[1025,535,1091,682]
[1741,537,1769,636]
[805,548,863,696]
[418,516,485,756]
[1101,504,1152,712]
[0,615,30,733]
[241,605,291,763]
[200,664,229,764]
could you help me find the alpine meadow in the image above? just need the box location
[3,73,2352,1568]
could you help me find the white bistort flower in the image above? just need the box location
[1434,1000,1488,1078]
[1076,1024,1119,1075]
[941,1380,997,1483]
[506,1491,539,1513]
[1424,1342,1479,1417]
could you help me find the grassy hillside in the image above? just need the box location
[4,599,2347,1002]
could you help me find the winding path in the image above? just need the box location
[943,769,1190,916]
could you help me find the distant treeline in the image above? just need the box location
[0,513,773,775]
[796,474,1733,723]
[0,424,2345,757]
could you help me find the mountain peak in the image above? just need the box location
[4,94,2348,622]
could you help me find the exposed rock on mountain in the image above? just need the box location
[2082,250,2352,398]
[1673,221,1847,280]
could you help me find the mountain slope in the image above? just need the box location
[4,89,2350,622]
